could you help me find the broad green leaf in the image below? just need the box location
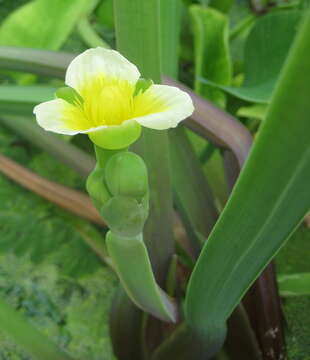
[200,10,302,103]
[185,5,310,349]
[0,0,94,50]
[160,0,218,255]
[160,0,181,78]
[278,273,310,297]
[190,5,232,107]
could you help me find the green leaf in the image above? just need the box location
[209,0,233,13]
[169,127,218,255]
[160,0,181,78]
[200,10,302,103]
[0,0,94,50]
[190,5,232,107]
[114,0,175,285]
[185,4,310,350]
[278,273,310,297]
[106,232,177,323]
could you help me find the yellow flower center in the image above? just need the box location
[62,76,167,131]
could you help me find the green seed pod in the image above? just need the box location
[104,151,148,200]
[101,195,149,237]
[86,165,111,208]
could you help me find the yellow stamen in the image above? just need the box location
[61,76,167,131]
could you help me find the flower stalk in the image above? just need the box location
[86,144,177,323]
[33,41,192,325]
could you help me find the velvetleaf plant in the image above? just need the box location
[34,47,194,323]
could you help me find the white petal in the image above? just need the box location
[133,85,194,130]
[34,99,80,135]
[65,47,140,90]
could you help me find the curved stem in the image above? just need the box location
[93,145,177,323]
[106,232,177,323]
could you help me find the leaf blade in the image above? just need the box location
[185,6,310,333]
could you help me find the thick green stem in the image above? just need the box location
[89,145,177,322]
[114,0,174,285]
[106,232,177,323]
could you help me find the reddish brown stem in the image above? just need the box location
[0,153,104,225]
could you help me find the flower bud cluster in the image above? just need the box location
[87,151,149,237]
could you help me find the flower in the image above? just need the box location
[34,47,194,149]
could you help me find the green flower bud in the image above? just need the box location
[100,195,149,237]
[86,165,111,208]
[104,152,148,200]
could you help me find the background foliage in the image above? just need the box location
[0,0,309,359]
